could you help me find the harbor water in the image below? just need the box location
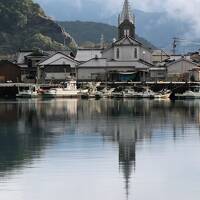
[0,99,200,200]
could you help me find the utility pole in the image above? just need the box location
[100,34,104,49]
[172,37,178,55]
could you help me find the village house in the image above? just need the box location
[38,52,79,83]
[0,60,21,83]
[165,57,200,81]
[16,49,73,82]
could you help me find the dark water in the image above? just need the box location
[0,99,200,200]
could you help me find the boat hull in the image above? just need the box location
[42,90,79,98]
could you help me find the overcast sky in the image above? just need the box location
[36,0,200,38]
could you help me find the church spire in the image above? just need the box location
[119,0,135,25]
[118,0,135,39]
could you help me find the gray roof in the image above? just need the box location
[78,58,150,69]
[16,50,71,64]
[166,57,199,67]
[75,49,102,62]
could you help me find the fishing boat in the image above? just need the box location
[41,80,79,98]
[175,90,200,99]
[136,88,155,98]
[16,85,39,98]
[122,89,139,98]
[175,86,200,99]
[81,82,101,99]
[153,90,171,99]
[95,88,115,99]
[81,88,97,99]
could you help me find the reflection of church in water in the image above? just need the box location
[117,124,136,199]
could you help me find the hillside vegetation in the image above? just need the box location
[59,21,157,49]
[0,0,76,54]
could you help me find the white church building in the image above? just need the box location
[77,0,153,82]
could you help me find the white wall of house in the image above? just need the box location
[190,70,200,81]
[102,37,152,64]
[113,46,139,61]
[77,67,136,80]
[139,47,152,64]
[45,72,70,81]
[150,68,166,80]
[167,60,198,76]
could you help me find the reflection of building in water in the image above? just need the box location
[118,126,136,199]
[1,98,200,195]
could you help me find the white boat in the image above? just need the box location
[81,82,101,99]
[175,90,200,99]
[154,90,171,99]
[95,88,115,99]
[122,89,140,98]
[16,85,39,98]
[136,88,155,98]
[81,88,97,99]
[41,80,79,98]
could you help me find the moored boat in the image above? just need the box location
[16,85,39,98]
[174,86,200,99]
[153,90,171,99]
[41,80,79,98]
[175,90,200,99]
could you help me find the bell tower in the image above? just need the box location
[118,0,135,39]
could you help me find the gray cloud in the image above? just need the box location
[35,0,200,39]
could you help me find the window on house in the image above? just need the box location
[134,48,137,59]
[116,48,120,59]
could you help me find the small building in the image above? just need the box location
[0,60,21,83]
[38,52,79,83]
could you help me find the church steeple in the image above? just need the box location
[118,0,135,39]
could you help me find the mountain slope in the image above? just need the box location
[0,0,76,54]
[59,21,157,49]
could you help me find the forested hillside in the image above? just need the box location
[0,0,76,54]
[59,21,157,49]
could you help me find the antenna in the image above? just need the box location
[172,37,178,55]
[172,37,200,54]
[100,34,104,49]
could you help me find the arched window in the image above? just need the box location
[134,48,137,59]
[116,48,120,59]
[124,29,130,37]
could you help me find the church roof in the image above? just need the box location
[75,48,102,62]
[119,0,135,25]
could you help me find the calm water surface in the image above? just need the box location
[0,99,200,200]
